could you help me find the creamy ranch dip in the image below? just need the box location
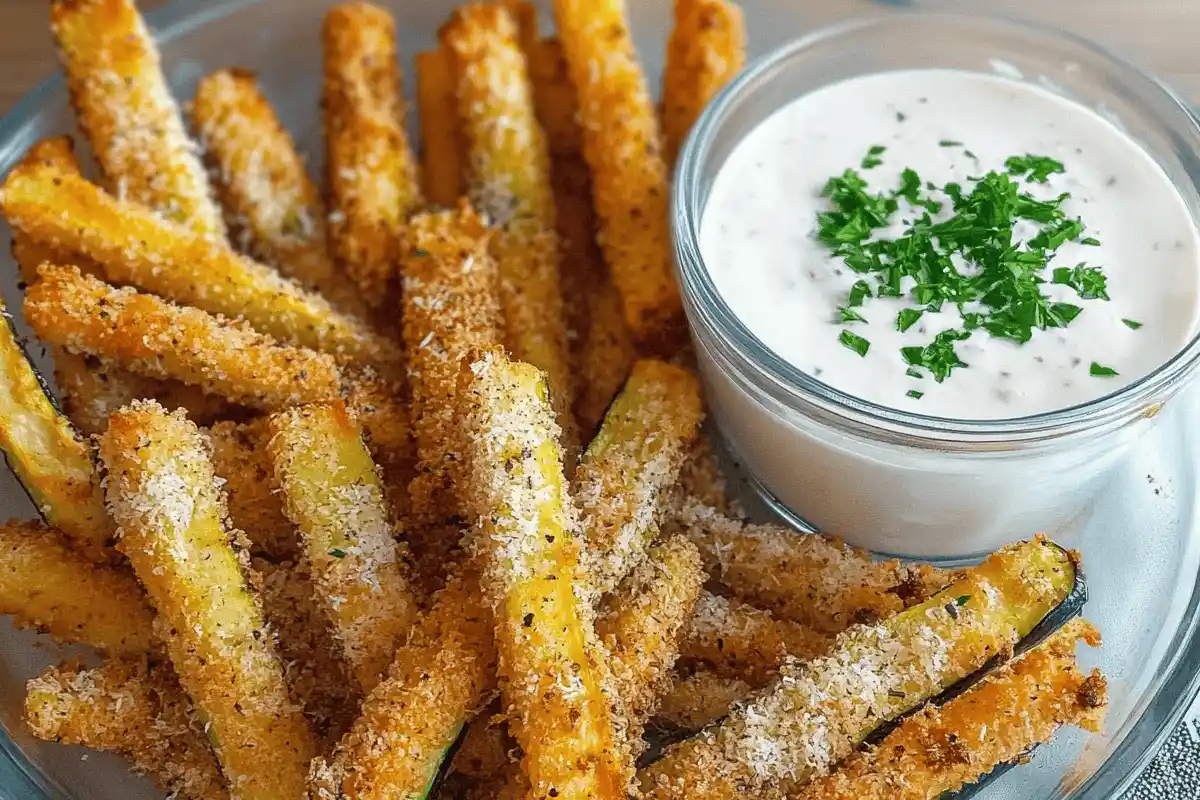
[701,69,1200,419]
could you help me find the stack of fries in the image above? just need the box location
[0,1,1108,799]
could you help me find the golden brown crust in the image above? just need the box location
[415,49,467,207]
[25,265,342,412]
[526,39,583,158]
[322,1,422,305]
[207,419,298,560]
[661,0,747,166]
[49,0,225,238]
[191,68,370,317]
[653,669,751,732]
[552,0,684,350]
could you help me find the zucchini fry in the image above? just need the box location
[653,669,751,732]
[100,402,316,798]
[526,39,583,158]
[0,161,401,374]
[795,621,1107,800]
[0,520,153,656]
[207,420,297,560]
[442,6,577,458]
[672,499,949,634]
[341,371,416,524]
[25,265,342,413]
[49,0,225,238]
[464,350,627,799]
[679,591,833,686]
[322,1,422,304]
[191,68,369,317]
[311,568,497,799]
[552,0,684,350]
[637,538,1078,799]
[415,49,466,207]
[661,0,747,167]
[25,659,228,800]
[268,401,418,692]
[673,431,732,514]
[0,293,112,560]
[575,359,704,595]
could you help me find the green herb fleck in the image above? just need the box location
[888,689,906,699]
[897,308,923,333]
[838,307,868,324]
[861,145,887,170]
[939,139,963,147]
[847,280,872,308]
[905,367,923,380]
[1122,319,1143,330]
[329,548,347,559]
[1081,237,1101,246]
[956,595,971,607]
[1090,362,1119,377]
[839,330,871,357]
[413,248,431,258]
[1006,154,1066,183]
[907,390,924,400]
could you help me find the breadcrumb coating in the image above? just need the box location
[268,401,418,692]
[49,0,226,238]
[0,162,402,375]
[25,658,228,800]
[26,265,342,412]
[191,68,369,317]
[661,0,747,166]
[340,370,417,527]
[574,360,704,596]
[322,1,422,305]
[100,401,316,798]
[0,520,154,656]
[207,419,298,560]
[552,0,684,350]
[463,350,628,799]
[526,38,583,158]
[416,48,467,207]
[653,669,752,732]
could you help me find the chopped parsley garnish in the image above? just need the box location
[329,548,347,559]
[1123,318,1143,330]
[956,595,971,606]
[839,330,871,357]
[907,390,924,400]
[817,145,1113,393]
[905,367,923,380]
[1090,362,1119,377]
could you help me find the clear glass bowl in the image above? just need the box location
[0,1,1197,799]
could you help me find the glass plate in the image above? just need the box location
[0,1,1197,798]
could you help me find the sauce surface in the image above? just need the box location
[701,69,1200,419]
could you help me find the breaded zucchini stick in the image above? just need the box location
[671,499,949,634]
[25,265,342,412]
[341,370,415,524]
[672,431,732,514]
[25,659,228,800]
[49,0,225,238]
[311,567,497,799]
[464,350,627,799]
[400,206,502,574]
[100,402,316,798]
[575,359,704,595]
[552,0,684,349]
[191,68,368,317]
[0,520,153,656]
[661,0,746,166]
[442,6,577,458]
[268,401,418,692]
[322,2,422,304]
[637,539,1078,799]
[207,419,297,560]
[680,591,833,686]
[0,294,112,561]
[653,669,751,732]
[452,706,516,783]
[793,621,1107,800]
[526,39,583,158]
[0,161,402,374]
[415,49,466,207]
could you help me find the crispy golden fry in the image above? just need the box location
[26,265,342,413]
[552,0,683,350]
[311,568,497,799]
[0,293,113,561]
[322,1,422,304]
[653,669,751,732]
[25,659,228,800]
[575,360,704,595]
[49,0,225,238]
[464,350,627,799]
[401,206,502,579]
[416,49,467,207]
[442,6,578,460]
[207,419,297,560]
[670,499,950,634]
[661,0,747,166]
[268,401,418,692]
[341,371,416,525]
[577,279,639,436]
[672,431,733,514]
[526,39,583,158]
[0,162,401,374]
[795,621,1108,800]
[596,535,704,729]
[100,402,316,798]
[679,591,833,686]
[0,520,153,656]
[637,539,1076,799]
[502,0,540,49]
[191,68,369,317]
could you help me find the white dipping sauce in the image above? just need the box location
[692,69,1200,556]
[702,70,1200,420]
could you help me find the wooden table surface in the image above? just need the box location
[1,0,1198,116]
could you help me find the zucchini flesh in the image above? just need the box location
[637,537,1077,799]
[0,298,111,559]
